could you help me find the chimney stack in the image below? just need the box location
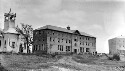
[67,26,70,30]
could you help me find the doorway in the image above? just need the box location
[74,49,77,53]
[19,44,23,53]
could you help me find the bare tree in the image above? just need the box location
[16,23,33,53]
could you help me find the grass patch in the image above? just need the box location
[0,65,8,71]
[0,54,59,70]
[72,54,99,64]
[54,63,81,70]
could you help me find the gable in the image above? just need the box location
[73,30,81,35]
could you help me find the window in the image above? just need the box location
[39,31,41,34]
[59,45,63,51]
[86,37,87,40]
[39,39,41,41]
[43,31,44,34]
[12,42,15,48]
[62,33,63,37]
[43,46,44,50]
[83,48,84,52]
[86,42,87,46]
[58,33,60,36]
[62,39,63,42]
[88,43,89,46]
[41,46,43,50]
[80,37,81,39]
[74,43,77,46]
[37,45,39,50]
[66,46,67,51]
[36,31,38,35]
[62,46,63,51]
[47,31,50,34]
[58,38,60,43]
[4,40,6,48]
[74,39,77,41]
[5,40,6,45]
[86,48,89,52]
[34,46,35,51]
[68,46,70,51]
[35,45,37,50]
[83,37,84,40]
[66,46,70,51]
[83,42,84,45]
[80,47,82,52]
[58,45,59,50]
[66,39,67,43]
[39,45,41,50]
[50,37,51,41]
[43,44,44,50]
[53,38,55,42]
[33,45,35,51]
[53,32,54,35]
[60,45,61,51]
[0,40,1,47]
[69,40,71,43]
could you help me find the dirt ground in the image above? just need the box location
[0,54,125,71]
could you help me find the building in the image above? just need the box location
[0,9,27,53]
[109,35,125,55]
[33,25,96,55]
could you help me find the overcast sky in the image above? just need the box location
[1,0,125,53]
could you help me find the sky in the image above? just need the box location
[1,0,125,53]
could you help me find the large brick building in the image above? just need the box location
[109,35,125,55]
[33,25,96,54]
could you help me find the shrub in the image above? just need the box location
[51,54,56,58]
[112,54,120,61]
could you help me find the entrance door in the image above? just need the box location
[74,49,77,53]
[19,44,23,53]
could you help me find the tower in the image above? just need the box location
[4,8,16,31]
[3,8,20,53]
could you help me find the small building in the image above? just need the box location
[0,9,27,53]
[109,35,125,55]
[33,25,96,55]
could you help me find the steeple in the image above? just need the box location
[4,8,16,31]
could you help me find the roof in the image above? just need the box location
[116,35,125,39]
[109,35,125,41]
[4,28,19,34]
[37,25,73,33]
[35,25,95,37]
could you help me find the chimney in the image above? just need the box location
[67,26,70,30]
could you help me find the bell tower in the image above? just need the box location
[4,8,16,31]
